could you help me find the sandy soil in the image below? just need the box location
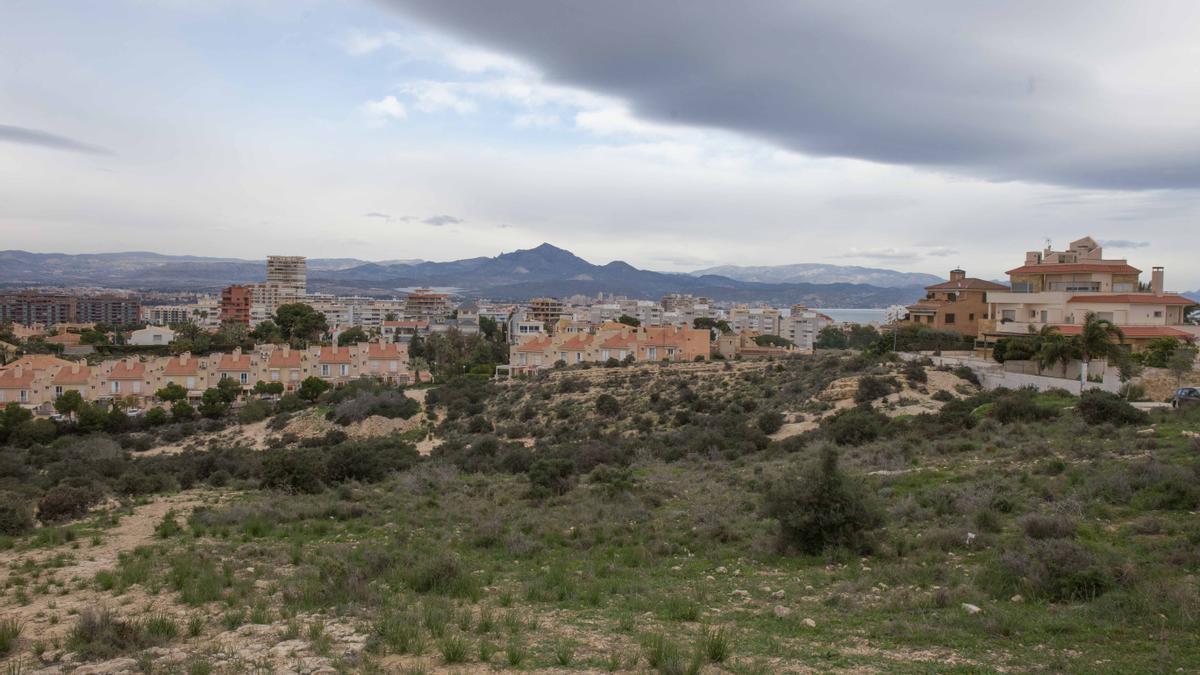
[0,491,220,646]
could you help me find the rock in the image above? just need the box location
[803,618,817,628]
[1011,595,1024,603]
[731,589,750,598]
[671,565,682,571]
[1137,427,1156,436]
[771,590,786,600]
[773,605,793,619]
[716,566,728,574]
[71,658,139,674]
[962,603,982,614]
[733,569,742,576]
[760,585,772,594]
[705,575,716,582]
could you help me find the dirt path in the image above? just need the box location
[0,491,220,648]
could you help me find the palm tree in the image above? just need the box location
[1036,330,1079,376]
[1077,312,1125,388]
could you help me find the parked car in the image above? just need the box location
[125,407,144,417]
[1172,388,1200,409]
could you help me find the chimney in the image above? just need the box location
[949,269,967,282]
[1151,267,1164,296]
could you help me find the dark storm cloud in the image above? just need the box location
[0,124,112,155]
[382,1,1200,190]
[423,214,463,226]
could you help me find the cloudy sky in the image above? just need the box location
[2,0,1199,288]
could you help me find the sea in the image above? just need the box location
[809,308,889,325]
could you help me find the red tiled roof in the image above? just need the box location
[383,320,429,328]
[926,278,1008,291]
[515,337,552,352]
[599,333,637,349]
[1,355,71,372]
[52,365,91,385]
[162,356,199,376]
[1067,294,1196,306]
[108,361,146,379]
[268,349,303,368]
[1053,325,1195,340]
[0,369,34,388]
[216,353,253,370]
[317,346,352,364]
[367,343,404,359]
[1006,263,1142,275]
[560,334,593,350]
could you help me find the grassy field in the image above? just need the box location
[2,354,1199,673]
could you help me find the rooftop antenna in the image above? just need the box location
[1043,237,1052,250]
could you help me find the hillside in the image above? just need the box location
[0,245,925,307]
[693,262,944,288]
[2,355,1199,672]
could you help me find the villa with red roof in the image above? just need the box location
[982,236,1197,350]
[902,268,1008,337]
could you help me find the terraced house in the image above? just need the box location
[504,321,710,375]
[902,269,1008,338]
[0,341,411,412]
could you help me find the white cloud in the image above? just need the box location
[398,81,478,114]
[513,112,559,129]
[359,95,407,125]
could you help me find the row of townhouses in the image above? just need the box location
[0,342,409,411]
[502,322,713,376]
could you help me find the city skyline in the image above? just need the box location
[2,1,1199,287]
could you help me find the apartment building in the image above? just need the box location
[143,299,219,328]
[728,306,782,335]
[0,293,141,326]
[404,289,453,321]
[0,341,411,410]
[219,285,253,324]
[902,269,1008,337]
[250,255,307,312]
[528,297,567,330]
[981,236,1198,350]
[781,307,834,352]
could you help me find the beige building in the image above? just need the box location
[0,341,411,412]
[504,322,710,375]
[982,237,1198,350]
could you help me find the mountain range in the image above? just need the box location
[691,263,943,288]
[0,245,928,308]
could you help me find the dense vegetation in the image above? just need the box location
[2,352,1199,672]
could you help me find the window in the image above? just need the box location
[270,370,279,382]
[1002,310,1016,321]
[20,390,28,402]
[339,364,349,376]
[240,372,248,384]
[389,360,398,372]
[321,364,330,376]
[968,313,975,321]
[132,382,141,394]
[55,386,63,396]
[290,369,300,381]
[1154,311,1163,318]
[186,376,195,389]
[945,313,956,325]
[111,381,120,393]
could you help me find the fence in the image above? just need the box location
[897,352,1121,395]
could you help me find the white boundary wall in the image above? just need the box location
[897,352,1122,395]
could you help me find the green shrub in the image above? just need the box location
[854,375,893,403]
[821,405,890,445]
[1020,513,1077,540]
[755,411,784,435]
[260,447,327,494]
[68,608,144,659]
[528,458,574,498]
[37,485,100,524]
[982,540,1116,602]
[1076,390,1149,426]
[238,399,272,424]
[595,393,620,417]
[989,390,1058,424]
[0,617,21,656]
[0,494,34,536]
[763,445,883,554]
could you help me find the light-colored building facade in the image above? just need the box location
[981,237,1198,349]
[506,322,710,374]
[0,341,411,411]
